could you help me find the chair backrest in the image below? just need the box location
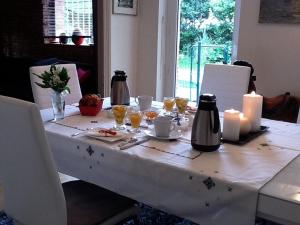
[297,107,300,124]
[0,95,67,225]
[200,64,251,112]
[29,64,82,109]
[262,92,300,123]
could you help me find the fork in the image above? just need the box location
[118,137,138,148]
[71,128,95,137]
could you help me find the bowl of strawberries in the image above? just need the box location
[79,94,103,116]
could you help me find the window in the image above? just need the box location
[43,0,94,45]
[175,0,236,102]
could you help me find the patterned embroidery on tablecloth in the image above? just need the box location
[205,201,210,207]
[86,145,94,156]
[203,177,215,190]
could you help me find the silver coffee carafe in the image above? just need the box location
[191,93,221,151]
[110,70,130,106]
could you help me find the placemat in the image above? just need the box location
[141,139,201,159]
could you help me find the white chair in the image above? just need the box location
[0,95,139,225]
[200,64,251,112]
[29,64,82,109]
[30,64,82,183]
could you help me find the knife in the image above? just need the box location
[119,137,150,150]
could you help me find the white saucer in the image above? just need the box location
[144,129,182,140]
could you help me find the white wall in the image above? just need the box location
[237,0,300,97]
[135,0,160,98]
[135,0,178,100]
[110,6,139,97]
[109,0,173,100]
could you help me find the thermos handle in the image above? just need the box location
[213,107,220,133]
[111,76,115,88]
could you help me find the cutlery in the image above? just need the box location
[71,128,95,137]
[125,122,148,129]
[119,137,150,150]
[71,131,87,137]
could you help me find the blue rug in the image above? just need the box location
[0,205,280,225]
[0,212,13,225]
[123,204,280,225]
[0,205,196,225]
[125,204,198,225]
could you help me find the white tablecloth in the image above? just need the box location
[43,107,299,225]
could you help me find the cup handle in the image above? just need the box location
[170,123,176,131]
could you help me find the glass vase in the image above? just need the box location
[51,91,65,121]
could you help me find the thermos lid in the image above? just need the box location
[198,93,217,110]
[114,70,126,76]
[112,70,127,82]
[200,93,216,102]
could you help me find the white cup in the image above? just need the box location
[136,95,153,111]
[154,116,175,137]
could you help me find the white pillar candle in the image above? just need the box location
[239,113,251,136]
[243,91,263,132]
[223,109,241,141]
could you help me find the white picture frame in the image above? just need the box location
[113,0,138,16]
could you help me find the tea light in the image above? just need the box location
[243,91,263,132]
[239,113,251,136]
[223,109,240,141]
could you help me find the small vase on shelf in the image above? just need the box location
[72,28,84,46]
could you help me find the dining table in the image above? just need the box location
[41,98,300,225]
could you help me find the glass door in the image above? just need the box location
[175,0,236,104]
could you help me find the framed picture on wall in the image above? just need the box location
[113,0,138,15]
[259,0,300,23]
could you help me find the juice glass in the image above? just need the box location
[144,110,159,124]
[112,105,127,130]
[128,110,143,133]
[163,97,175,115]
[175,97,189,116]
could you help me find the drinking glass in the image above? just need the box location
[163,97,175,115]
[112,105,128,130]
[175,97,189,118]
[128,110,143,133]
[144,109,159,125]
[135,95,153,111]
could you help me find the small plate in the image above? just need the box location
[86,128,127,142]
[144,129,182,140]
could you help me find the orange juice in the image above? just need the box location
[129,112,142,128]
[163,98,175,112]
[112,105,127,125]
[145,110,158,121]
[175,97,188,114]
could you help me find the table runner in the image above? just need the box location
[44,110,299,225]
[51,111,115,131]
[141,140,201,159]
